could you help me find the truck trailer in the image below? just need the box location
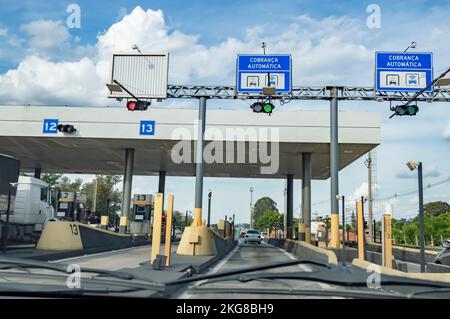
[0,154,54,243]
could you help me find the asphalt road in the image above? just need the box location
[178,239,339,299]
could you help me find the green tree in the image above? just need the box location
[255,211,283,232]
[41,173,62,188]
[253,197,278,223]
[82,175,122,218]
[424,201,450,217]
[58,176,83,192]
[173,210,193,229]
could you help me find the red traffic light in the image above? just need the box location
[126,100,137,111]
[126,100,149,111]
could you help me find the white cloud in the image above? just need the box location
[21,20,70,56]
[0,28,7,37]
[444,121,450,140]
[0,6,377,106]
[349,182,380,201]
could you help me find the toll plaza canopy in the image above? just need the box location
[0,106,380,179]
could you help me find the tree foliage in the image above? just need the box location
[423,201,450,217]
[255,211,283,232]
[252,197,278,223]
[82,175,122,217]
[392,201,450,246]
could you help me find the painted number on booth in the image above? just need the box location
[69,224,79,236]
[43,119,59,134]
[139,120,155,136]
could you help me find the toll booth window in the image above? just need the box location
[40,187,48,202]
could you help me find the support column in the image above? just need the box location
[158,171,166,194]
[302,153,312,244]
[177,97,217,256]
[34,168,42,179]
[120,148,134,233]
[286,174,294,239]
[329,86,341,248]
[158,170,166,209]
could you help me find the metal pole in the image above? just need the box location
[418,162,426,273]
[249,187,254,229]
[34,167,42,179]
[193,97,207,226]
[1,189,11,253]
[93,177,98,212]
[283,179,287,238]
[207,192,212,227]
[286,174,294,239]
[329,86,340,248]
[302,153,312,243]
[341,195,345,263]
[185,210,188,227]
[120,148,134,233]
[368,152,374,242]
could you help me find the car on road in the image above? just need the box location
[434,239,450,265]
[243,229,262,244]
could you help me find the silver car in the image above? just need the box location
[244,229,262,244]
[434,239,450,265]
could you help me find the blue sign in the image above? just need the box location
[42,119,59,134]
[237,54,292,93]
[375,52,433,92]
[139,120,155,136]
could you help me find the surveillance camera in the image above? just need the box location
[411,41,417,48]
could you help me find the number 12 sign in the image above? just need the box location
[139,120,155,136]
[42,119,59,134]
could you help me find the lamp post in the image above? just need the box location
[207,191,212,228]
[407,161,426,273]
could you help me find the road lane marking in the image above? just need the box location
[275,246,334,290]
[50,245,151,263]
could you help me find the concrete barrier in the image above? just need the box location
[267,238,338,265]
[192,232,236,274]
[352,259,450,283]
[366,242,437,263]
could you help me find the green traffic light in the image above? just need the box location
[263,103,274,113]
[407,106,418,115]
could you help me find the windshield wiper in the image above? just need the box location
[166,259,331,286]
[0,257,152,283]
[168,258,450,291]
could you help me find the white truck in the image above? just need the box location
[1,155,54,243]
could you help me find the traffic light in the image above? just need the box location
[250,101,275,114]
[126,99,150,111]
[391,104,419,117]
[57,124,76,134]
[364,220,368,229]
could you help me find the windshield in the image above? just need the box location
[0,0,450,307]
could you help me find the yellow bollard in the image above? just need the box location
[164,194,174,267]
[298,223,306,241]
[100,216,109,230]
[151,193,164,264]
[383,204,393,268]
[329,214,341,248]
[357,201,365,261]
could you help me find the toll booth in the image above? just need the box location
[129,194,152,235]
[56,191,76,221]
[75,192,87,223]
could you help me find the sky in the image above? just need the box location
[0,0,450,224]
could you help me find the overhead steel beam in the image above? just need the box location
[166,85,450,102]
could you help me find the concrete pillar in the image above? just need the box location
[193,96,207,224]
[286,174,294,239]
[120,148,134,233]
[302,153,312,243]
[34,168,42,179]
[329,86,341,248]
